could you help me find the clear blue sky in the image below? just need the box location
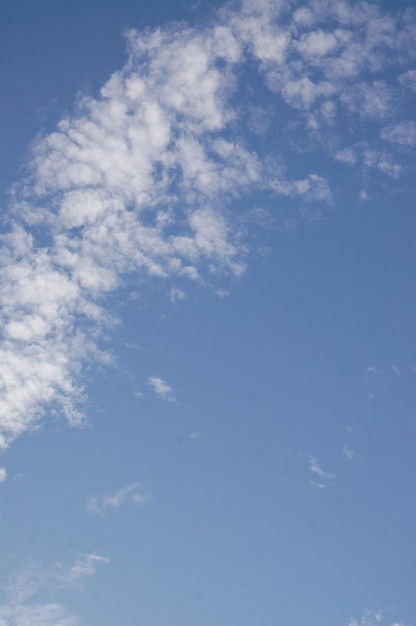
[0,1,415,625]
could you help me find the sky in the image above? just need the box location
[0,0,415,625]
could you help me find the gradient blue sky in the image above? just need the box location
[0,1,415,625]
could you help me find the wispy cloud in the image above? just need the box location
[60,554,110,589]
[380,121,416,147]
[0,554,109,626]
[0,467,6,482]
[0,603,79,626]
[308,455,335,488]
[147,376,175,402]
[341,446,359,462]
[0,0,414,449]
[391,364,400,376]
[3,554,109,602]
[87,483,151,515]
[348,608,409,626]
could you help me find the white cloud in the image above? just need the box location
[308,455,335,488]
[147,376,175,401]
[380,120,416,146]
[0,0,414,450]
[340,81,396,121]
[342,446,358,461]
[62,554,110,589]
[0,554,109,626]
[169,287,186,303]
[0,603,79,626]
[335,146,358,165]
[297,29,339,57]
[347,608,410,626]
[3,555,109,602]
[0,467,6,482]
[87,483,151,515]
[270,173,333,203]
[398,69,416,93]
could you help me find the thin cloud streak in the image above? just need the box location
[308,454,335,488]
[87,483,151,515]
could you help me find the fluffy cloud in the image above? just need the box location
[0,0,414,449]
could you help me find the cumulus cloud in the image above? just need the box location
[0,0,414,449]
[87,483,151,515]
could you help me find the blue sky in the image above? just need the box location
[0,0,415,625]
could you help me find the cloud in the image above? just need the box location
[380,120,416,146]
[342,446,358,462]
[3,555,109,602]
[147,376,175,401]
[0,603,79,626]
[398,69,416,93]
[0,467,6,482]
[0,0,415,450]
[0,554,109,626]
[87,483,151,515]
[340,81,397,121]
[60,554,110,589]
[308,455,335,488]
[347,608,409,626]
[169,287,186,304]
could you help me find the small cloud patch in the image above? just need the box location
[147,376,175,402]
[308,455,335,489]
[87,483,151,516]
